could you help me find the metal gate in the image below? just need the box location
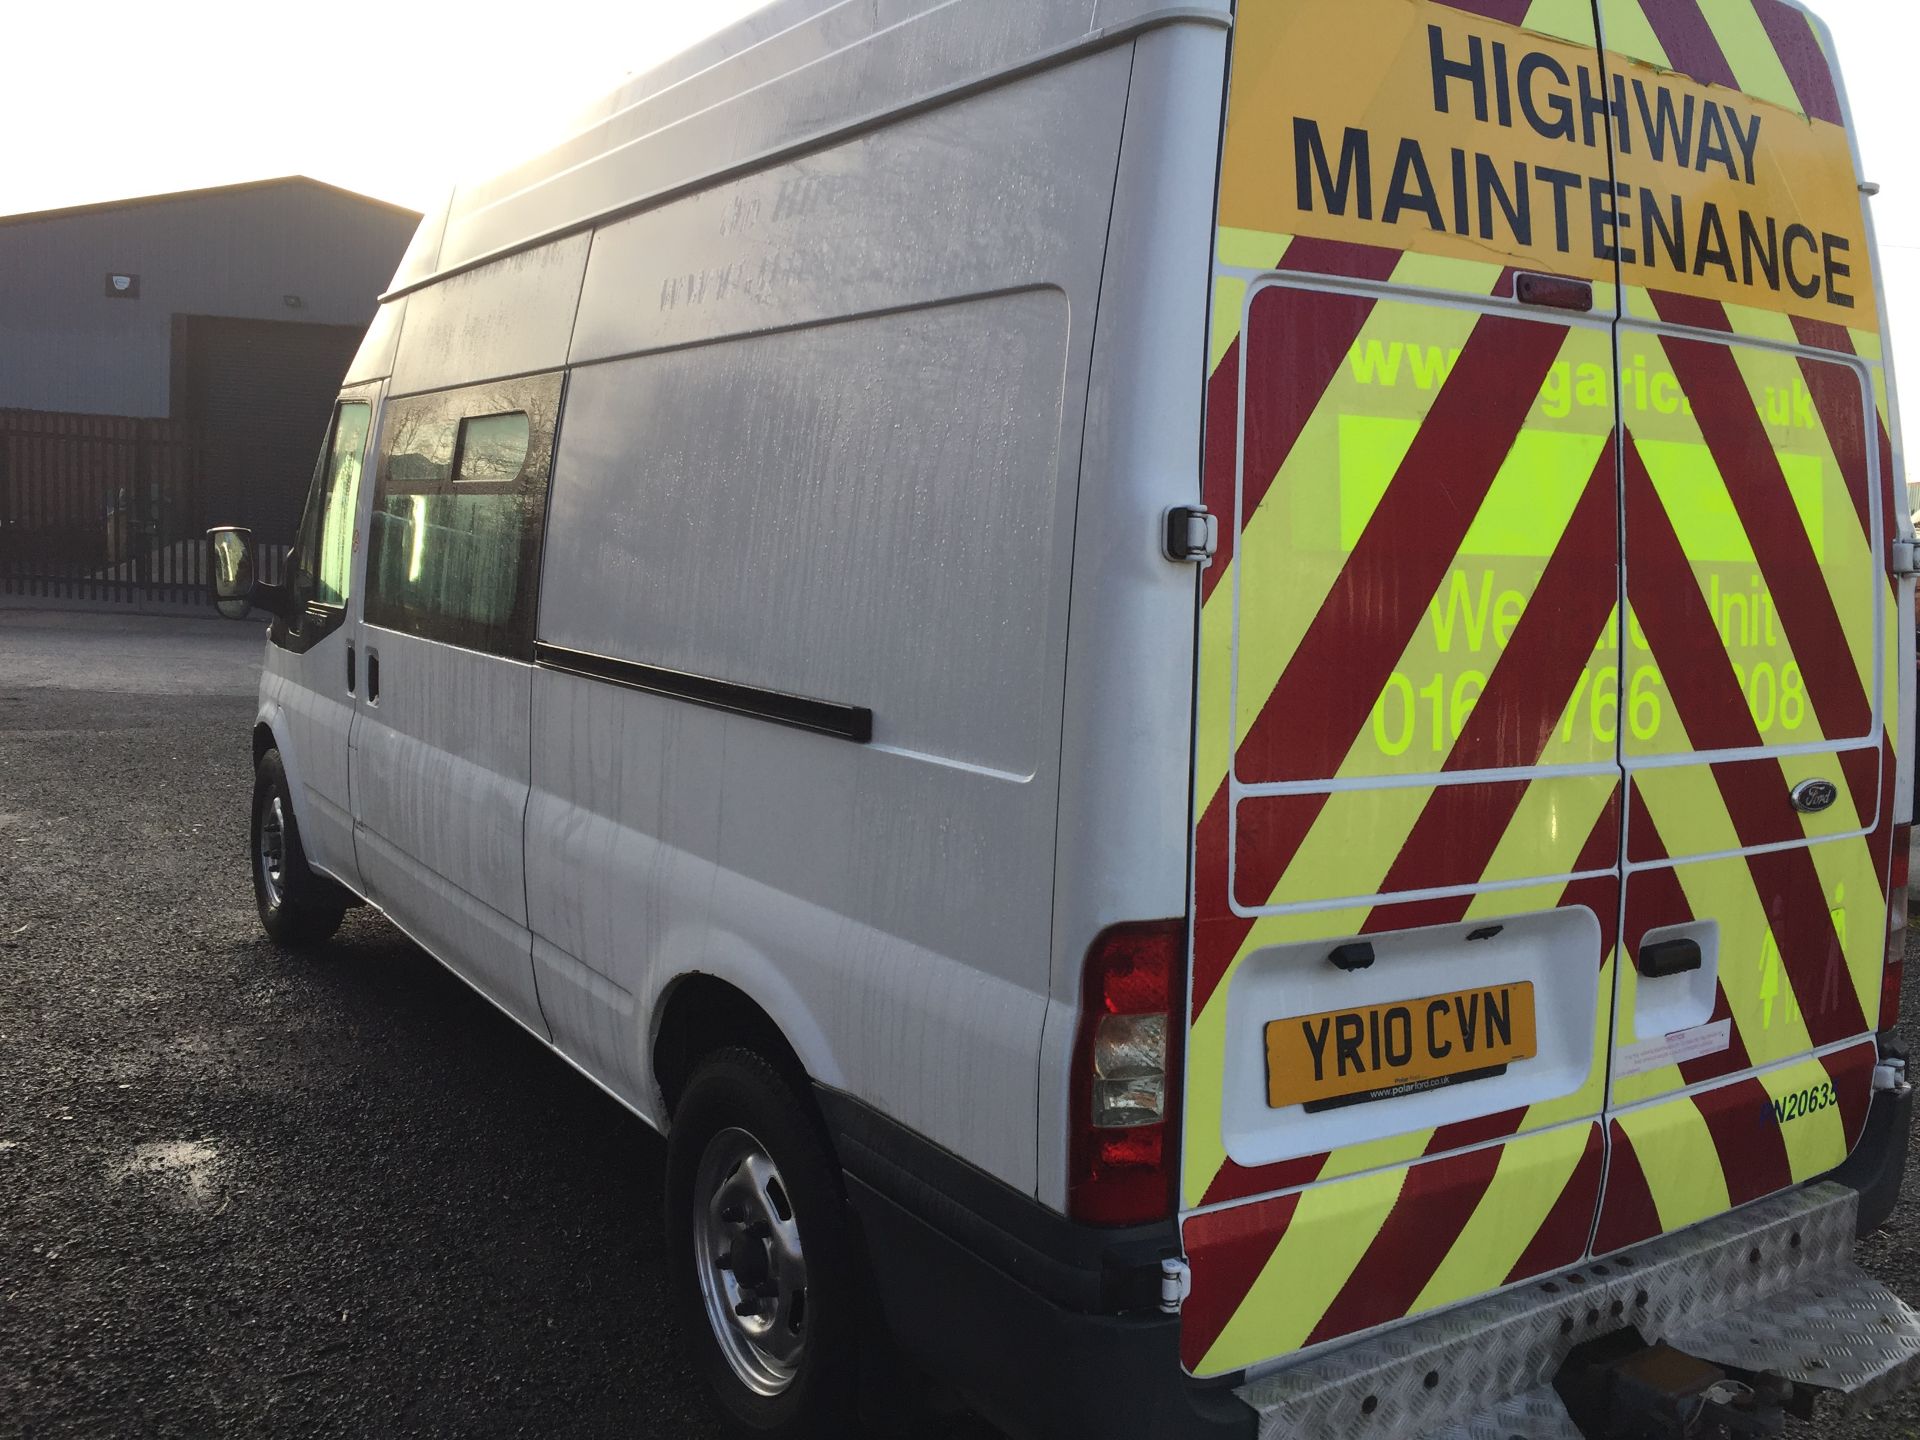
[0,408,286,611]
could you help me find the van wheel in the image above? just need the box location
[250,749,346,948]
[666,1048,860,1438]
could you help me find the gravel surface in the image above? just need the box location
[2,606,1918,1439]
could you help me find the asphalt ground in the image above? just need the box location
[2,606,1918,1439]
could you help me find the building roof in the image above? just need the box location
[0,175,420,229]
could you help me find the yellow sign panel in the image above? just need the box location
[1221,0,1874,330]
[1265,982,1539,1109]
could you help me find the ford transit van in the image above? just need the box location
[207,1,1920,1435]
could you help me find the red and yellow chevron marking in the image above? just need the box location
[1183,267,1628,1365]
[1594,1040,1878,1253]
[1599,0,1846,125]
[1184,1122,1605,1375]
[1180,0,1901,1382]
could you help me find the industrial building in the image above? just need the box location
[0,176,419,606]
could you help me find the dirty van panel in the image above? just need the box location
[1183,0,1625,1378]
[1595,0,1899,1250]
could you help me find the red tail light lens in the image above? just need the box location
[1884,825,1911,1029]
[1069,920,1185,1226]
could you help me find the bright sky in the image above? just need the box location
[3,0,1917,424]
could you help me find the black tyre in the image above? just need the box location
[250,748,347,948]
[666,1048,862,1438]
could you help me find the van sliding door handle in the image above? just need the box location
[366,651,380,704]
[1638,938,1703,978]
[346,641,357,694]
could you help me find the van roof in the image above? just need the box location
[384,0,1232,298]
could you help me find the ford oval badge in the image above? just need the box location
[1792,779,1840,815]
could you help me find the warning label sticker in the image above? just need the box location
[1616,1019,1734,1078]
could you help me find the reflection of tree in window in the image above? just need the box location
[456,413,530,483]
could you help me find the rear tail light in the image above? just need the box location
[1884,824,1911,1028]
[1069,920,1185,1226]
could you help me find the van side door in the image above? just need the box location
[348,374,563,1032]
[261,385,379,892]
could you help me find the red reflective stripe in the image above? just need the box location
[1752,0,1845,124]
[1179,1191,1300,1371]
[1445,440,1620,773]
[1433,0,1532,23]
[1793,352,1875,545]
[1819,1041,1878,1150]
[1277,236,1404,284]
[1503,1124,1604,1284]
[1239,314,1571,784]
[1638,0,1740,91]
[1359,780,1530,929]
[1694,1078,1794,1206]
[1192,789,1323,1013]
[1199,1152,1329,1210]
[1426,1106,1528,1157]
[1593,1121,1662,1253]
[1304,1142,1505,1347]
[1646,290,1734,334]
[1649,316,1874,747]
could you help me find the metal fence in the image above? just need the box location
[0,409,288,610]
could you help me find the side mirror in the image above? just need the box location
[208,527,257,620]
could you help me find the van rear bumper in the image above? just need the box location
[822,1075,1914,1439]
[818,1088,1256,1440]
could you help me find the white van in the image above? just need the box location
[209,1,1920,1435]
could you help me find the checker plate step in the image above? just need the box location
[1232,1183,1920,1439]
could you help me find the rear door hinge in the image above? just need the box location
[1891,538,1920,578]
[1160,1256,1193,1314]
[1164,505,1219,564]
[1874,1056,1910,1095]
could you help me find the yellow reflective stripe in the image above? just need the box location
[1522,0,1597,45]
[1624,285,1662,324]
[1720,302,1800,348]
[1478,772,1618,886]
[1198,1165,1407,1374]
[1614,1096,1732,1233]
[1758,1055,1851,1179]
[1796,829,1889,1028]
[1216,227,1291,273]
[1209,276,1247,378]
[1697,0,1801,115]
[1600,0,1672,69]
[1391,251,1508,296]
[1410,1122,1592,1314]
[1316,1127,1437,1185]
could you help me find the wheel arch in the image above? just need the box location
[250,703,316,844]
[650,970,837,1125]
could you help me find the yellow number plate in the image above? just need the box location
[1265,983,1537,1111]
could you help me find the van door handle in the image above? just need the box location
[346,641,357,694]
[1639,938,1703,978]
[366,650,380,704]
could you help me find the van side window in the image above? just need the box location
[291,401,371,610]
[365,374,562,659]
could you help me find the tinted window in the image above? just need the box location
[366,375,562,658]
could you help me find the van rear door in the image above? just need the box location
[1590,0,1898,1254]
[1179,0,1628,1380]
